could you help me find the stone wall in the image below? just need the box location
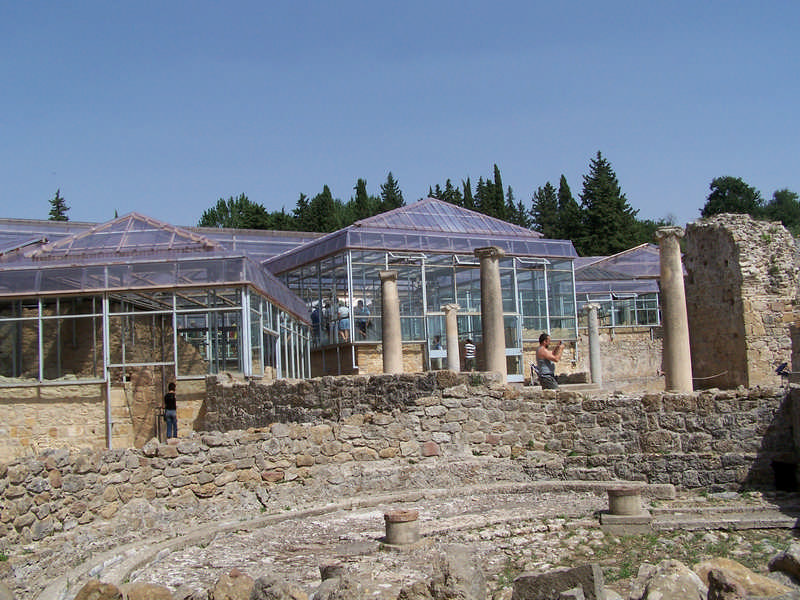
[1,373,793,546]
[573,327,663,391]
[685,214,797,389]
[0,384,107,463]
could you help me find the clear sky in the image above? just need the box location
[1,1,798,228]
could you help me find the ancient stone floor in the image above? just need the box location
[14,481,800,600]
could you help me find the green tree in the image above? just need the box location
[506,187,530,228]
[556,175,582,240]
[352,178,376,221]
[530,182,559,237]
[380,172,404,212]
[293,193,312,230]
[462,178,475,210]
[441,179,463,206]
[477,165,506,219]
[577,151,640,255]
[307,185,343,232]
[763,188,800,235]
[198,194,269,228]
[48,189,70,221]
[700,176,763,218]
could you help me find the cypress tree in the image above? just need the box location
[556,175,582,240]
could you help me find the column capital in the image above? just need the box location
[379,270,398,282]
[655,226,685,241]
[473,246,506,260]
[582,302,600,313]
[441,303,461,313]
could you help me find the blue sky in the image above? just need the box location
[1,1,798,228]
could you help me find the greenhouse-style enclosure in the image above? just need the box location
[0,214,311,387]
[266,199,579,382]
[574,243,662,329]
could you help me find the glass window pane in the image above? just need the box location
[0,318,39,380]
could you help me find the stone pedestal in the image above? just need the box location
[584,303,602,386]
[380,270,402,374]
[656,227,693,392]
[442,303,461,372]
[474,246,507,381]
[600,484,652,534]
[384,509,420,545]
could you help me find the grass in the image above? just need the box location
[0,553,7,562]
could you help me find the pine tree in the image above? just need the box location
[462,179,475,210]
[577,151,640,255]
[307,185,342,232]
[441,179,463,206]
[530,183,559,237]
[380,172,404,212]
[48,189,70,221]
[556,175,582,240]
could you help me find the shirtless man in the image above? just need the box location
[535,332,563,389]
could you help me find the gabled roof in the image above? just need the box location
[353,197,544,237]
[575,244,661,279]
[267,198,577,273]
[25,212,222,261]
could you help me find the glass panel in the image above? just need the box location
[425,263,455,312]
[250,311,263,376]
[176,313,211,376]
[0,318,39,380]
[455,266,481,312]
[506,354,523,378]
[547,269,575,339]
[500,267,516,313]
[42,315,103,380]
[350,260,381,342]
[504,315,520,348]
[108,313,173,364]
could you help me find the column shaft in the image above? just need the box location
[380,270,403,374]
[442,303,461,372]
[475,247,507,381]
[656,227,693,392]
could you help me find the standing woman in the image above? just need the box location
[164,382,178,439]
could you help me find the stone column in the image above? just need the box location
[442,303,461,372]
[584,303,602,386]
[474,246,507,381]
[380,270,402,374]
[656,226,693,392]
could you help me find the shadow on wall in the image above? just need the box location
[742,386,799,507]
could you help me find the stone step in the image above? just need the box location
[653,509,800,531]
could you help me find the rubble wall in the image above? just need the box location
[0,373,792,545]
[1,373,791,545]
[685,215,797,389]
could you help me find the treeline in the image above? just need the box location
[699,176,800,236]
[196,151,799,257]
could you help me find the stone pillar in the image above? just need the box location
[474,246,507,381]
[584,303,602,386]
[656,227,693,392]
[383,510,420,545]
[442,303,461,372]
[380,270,402,374]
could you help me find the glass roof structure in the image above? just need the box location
[266,198,578,274]
[0,213,310,321]
[574,243,661,296]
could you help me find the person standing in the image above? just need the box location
[464,338,476,371]
[354,299,370,339]
[536,333,563,389]
[164,381,178,439]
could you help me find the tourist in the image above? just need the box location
[536,333,563,389]
[338,302,350,342]
[164,382,178,439]
[354,299,370,339]
[463,338,476,371]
